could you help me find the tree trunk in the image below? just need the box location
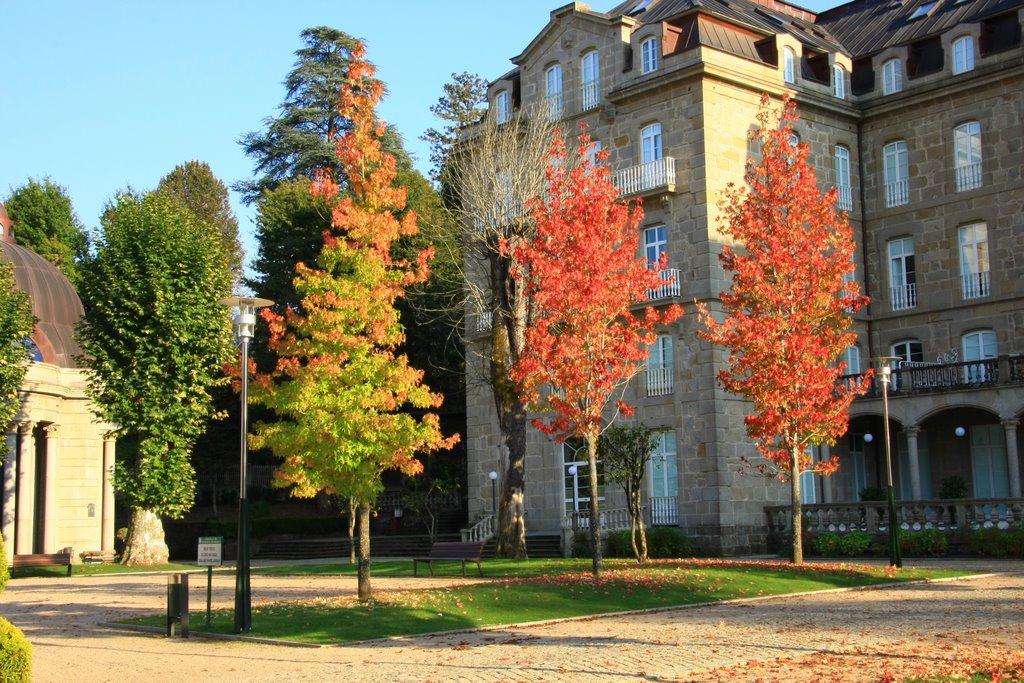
[631,486,648,563]
[357,501,372,601]
[494,401,528,558]
[586,433,603,577]
[121,507,169,566]
[348,497,357,564]
[791,446,803,564]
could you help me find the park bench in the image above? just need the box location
[12,548,74,576]
[413,541,485,577]
[80,550,117,564]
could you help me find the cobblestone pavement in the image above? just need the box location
[1,559,1021,682]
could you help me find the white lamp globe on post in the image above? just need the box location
[219,295,273,634]
[488,471,498,517]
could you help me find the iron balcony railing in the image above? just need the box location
[843,354,1023,398]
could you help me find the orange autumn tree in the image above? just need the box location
[249,41,457,600]
[697,95,870,564]
[511,128,682,577]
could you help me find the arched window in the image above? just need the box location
[834,145,852,210]
[546,64,563,120]
[833,64,846,98]
[641,36,658,73]
[783,47,796,83]
[882,58,903,94]
[952,35,975,74]
[953,121,982,192]
[495,91,510,124]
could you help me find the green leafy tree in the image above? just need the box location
[77,191,234,565]
[156,160,244,284]
[250,42,458,601]
[421,72,489,183]
[599,424,659,563]
[0,261,36,430]
[235,26,410,205]
[4,177,88,284]
[696,96,870,564]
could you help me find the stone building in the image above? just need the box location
[464,0,1024,553]
[0,203,116,560]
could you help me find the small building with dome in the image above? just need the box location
[1,202,115,561]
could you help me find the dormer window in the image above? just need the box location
[952,36,975,73]
[641,36,658,73]
[783,47,796,83]
[495,91,510,124]
[883,58,903,94]
[833,64,846,98]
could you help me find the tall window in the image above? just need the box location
[643,224,667,266]
[883,140,909,207]
[648,431,678,525]
[641,36,658,73]
[647,334,674,396]
[581,50,600,111]
[563,439,603,514]
[835,145,852,210]
[495,91,510,124]
[833,64,846,98]
[962,330,997,384]
[546,64,563,120]
[641,123,663,164]
[882,58,903,94]
[888,237,917,310]
[891,340,924,363]
[586,140,603,168]
[783,47,796,83]
[959,223,990,299]
[952,35,975,74]
[844,345,862,376]
[953,121,983,192]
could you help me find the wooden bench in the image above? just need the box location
[12,548,74,576]
[80,550,117,564]
[413,541,485,577]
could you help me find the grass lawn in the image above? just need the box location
[10,562,197,579]
[127,558,970,645]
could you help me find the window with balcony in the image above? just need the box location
[495,90,510,124]
[835,145,852,210]
[892,340,924,364]
[643,225,679,299]
[783,47,796,83]
[883,140,909,207]
[888,237,917,310]
[882,58,903,94]
[546,64,563,120]
[833,64,846,98]
[953,121,983,192]
[646,334,674,396]
[952,35,975,74]
[581,50,600,111]
[959,222,990,300]
[962,329,997,384]
[648,431,678,525]
[642,123,663,164]
[641,36,658,73]
[844,345,862,375]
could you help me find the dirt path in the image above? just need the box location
[2,559,1021,682]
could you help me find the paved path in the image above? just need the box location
[1,559,1021,682]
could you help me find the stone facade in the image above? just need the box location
[465,0,1024,554]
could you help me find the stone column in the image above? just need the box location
[1004,419,1021,498]
[905,425,922,500]
[2,429,16,561]
[43,424,60,553]
[15,422,35,554]
[102,438,116,552]
[820,443,833,503]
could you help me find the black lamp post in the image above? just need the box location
[219,295,273,634]
[878,356,903,568]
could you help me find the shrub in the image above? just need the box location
[900,529,948,556]
[938,475,968,499]
[572,530,592,558]
[0,617,31,682]
[811,532,840,556]
[967,526,1024,558]
[859,487,886,502]
[836,531,872,556]
[606,529,634,558]
[0,535,7,594]
[645,527,689,558]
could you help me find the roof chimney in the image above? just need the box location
[0,203,14,244]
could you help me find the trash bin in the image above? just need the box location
[166,573,189,638]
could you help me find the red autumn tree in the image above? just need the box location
[249,41,458,600]
[511,128,683,577]
[696,95,870,564]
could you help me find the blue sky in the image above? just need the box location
[2,0,832,276]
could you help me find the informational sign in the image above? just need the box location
[197,536,223,566]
